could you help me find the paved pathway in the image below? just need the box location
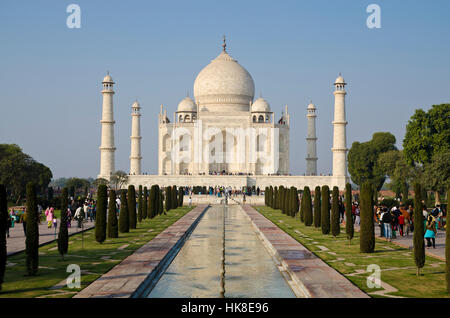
[354,223,446,260]
[6,220,95,256]
[241,205,369,298]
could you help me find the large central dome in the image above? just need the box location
[193,47,255,112]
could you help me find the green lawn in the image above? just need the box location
[1,206,194,298]
[254,206,449,298]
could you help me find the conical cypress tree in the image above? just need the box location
[107,189,118,238]
[292,187,299,217]
[178,187,184,207]
[58,188,69,258]
[413,183,425,276]
[142,187,148,219]
[149,185,157,218]
[165,186,172,212]
[95,185,107,244]
[138,185,143,223]
[119,191,129,233]
[155,185,161,215]
[313,186,321,228]
[283,188,289,214]
[304,187,313,226]
[172,185,178,209]
[274,187,279,209]
[345,183,354,244]
[128,185,137,229]
[159,190,164,215]
[279,187,285,213]
[331,186,340,237]
[446,188,450,292]
[360,182,375,253]
[0,185,7,290]
[299,191,304,223]
[25,182,39,276]
[321,185,330,235]
[264,187,268,206]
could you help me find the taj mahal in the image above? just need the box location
[98,38,349,190]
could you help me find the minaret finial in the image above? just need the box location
[222,35,227,52]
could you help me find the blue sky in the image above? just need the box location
[1,0,449,179]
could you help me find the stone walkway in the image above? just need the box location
[74,205,208,298]
[241,205,369,298]
[354,223,446,261]
[6,220,95,256]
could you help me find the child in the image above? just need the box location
[398,214,405,236]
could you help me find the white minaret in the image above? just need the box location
[306,102,317,176]
[332,74,348,177]
[130,100,142,175]
[99,73,116,178]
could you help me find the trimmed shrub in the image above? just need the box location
[58,188,69,258]
[345,183,354,243]
[274,187,278,209]
[138,185,143,223]
[292,187,299,217]
[25,182,39,276]
[128,185,137,229]
[413,183,425,276]
[321,185,330,234]
[95,185,107,243]
[165,186,172,212]
[313,186,321,228]
[303,187,313,226]
[119,191,129,233]
[159,189,164,215]
[142,186,148,219]
[0,185,7,290]
[360,182,375,253]
[446,188,450,292]
[178,187,184,207]
[331,186,340,237]
[172,185,178,209]
[107,189,118,238]
[149,185,157,218]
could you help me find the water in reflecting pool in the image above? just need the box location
[147,204,296,298]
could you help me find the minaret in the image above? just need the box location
[306,102,317,176]
[332,74,348,177]
[99,73,116,178]
[130,100,142,175]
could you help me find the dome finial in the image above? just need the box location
[222,35,227,52]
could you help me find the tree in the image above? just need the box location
[422,151,450,204]
[273,187,278,209]
[0,185,7,290]
[165,186,172,212]
[119,191,129,233]
[291,187,299,217]
[57,188,69,259]
[345,183,354,244]
[446,188,450,292]
[149,185,157,218]
[95,185,107,243]
[403,104,450,166]
[143,186,148,219]
[65,178,91,197]
[47,186,54,202]
[313,186,321,228]
[348,132,397,192]
[331,186,340,237]
[128,185,137,229]
[413,183,425,276]
[159,189,164,215]
[303,187,313,226]
[0,144,53,199]
[109,170,128,191]
[321,186,330,235]
[25,182,39,276]
[138,185,143,223]
[93,178,109,188]
[178,187,184,207]
[360,182,375,253]
[171,185,178,209]
[107,189,118,238]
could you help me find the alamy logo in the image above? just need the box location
[366,4,381,29]
[366,264,381,289]
[66,264,81,288]
[66,4,81,29]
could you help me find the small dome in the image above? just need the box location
[251,97,270,112]
[132,100,140,108]
[307,102,315,109]
[335,74,345,84]
[177,96,196,112]
[103,74,114,83]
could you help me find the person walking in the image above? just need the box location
[188,196,192,208]
[381,207,393,242]
[45,206,54,228]
[355,204,361,225]
[424,215,437,248]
